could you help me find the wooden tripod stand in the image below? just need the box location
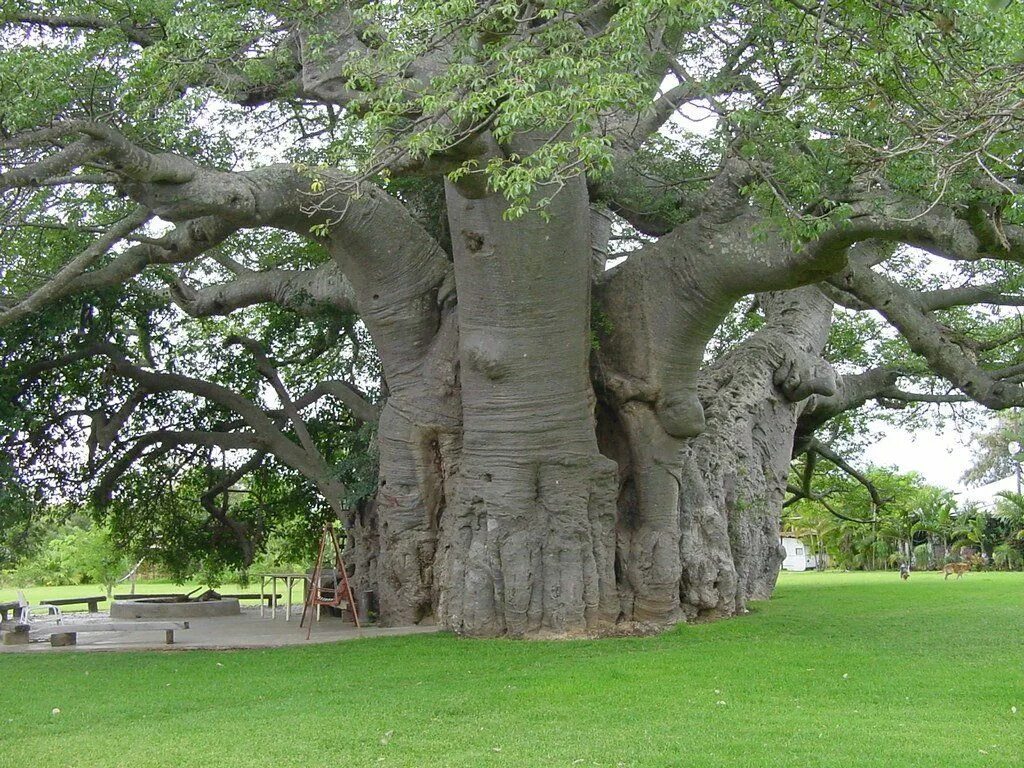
[300,523,360,639]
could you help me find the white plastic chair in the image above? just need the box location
[17,590,62,624]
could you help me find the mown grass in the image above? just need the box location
[2,571,1022,767]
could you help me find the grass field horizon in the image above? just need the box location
[2,571,1022,767]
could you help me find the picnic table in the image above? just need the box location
[0,601,19,622]
[257,573,309,621]
[40,596,106,613]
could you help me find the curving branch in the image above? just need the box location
[829,259,1024,409]
[0,207,153,329]
[805,193,1024,268]
[785,440,884,525]
[170,259,356,318]
[4,12,162,46]
[1,118,451,334]
[295,380,379,425]
[199,451,269,565]
[27,341,367,526]
[0,214,241,325]
[225,335,323,464]
[92,429,269,508]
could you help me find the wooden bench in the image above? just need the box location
[40,596,106,613]
[217,593,281,607]
[47,621,190,647]
[0,601,19,622]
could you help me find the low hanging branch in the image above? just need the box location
[784,483,879,525]
[20,339,377,535]
[199,451,269,565]
[0,207,152,330]
[786,438,887,525]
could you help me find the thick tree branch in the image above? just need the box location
[5,12,162,46]
[199,451,267,564]
[806,194,1024,267]
[32,343,355,520]
[225,335,322,461]
[170,259,356,318]
[295,380,379,425]
[829,261,1024,408]
[806,438,886,512]
[797,367,903,439]
[918,284,1024,311]
[0,216,239,321]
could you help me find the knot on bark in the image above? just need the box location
[655,391,706,438]
[461,229,485,253]
[464,336,509,380]
[773,351,837,402]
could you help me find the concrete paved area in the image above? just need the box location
[0,608,439,653]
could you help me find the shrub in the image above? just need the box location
[992,543,1023,571]
[912,543,932,570]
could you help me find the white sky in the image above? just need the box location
[864,415,1020,509]
[864,422,975,493]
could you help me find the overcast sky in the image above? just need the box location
[863,414,1021,509]
[865,422,974,492]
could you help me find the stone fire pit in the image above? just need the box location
[110,593,241,620]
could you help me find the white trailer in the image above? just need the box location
[781,537,818,571]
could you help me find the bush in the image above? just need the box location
[8,523,134,593]
[992,543,1023,570]
[912,543,932,570]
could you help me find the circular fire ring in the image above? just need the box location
[110,598,241,619]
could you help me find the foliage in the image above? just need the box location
[785,463,1024,570]
[0,454,37,568]
[963,411,1024,487]
[0,279,379,582]
[4,516,133,592]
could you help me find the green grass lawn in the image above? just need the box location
[2,571,1022,767]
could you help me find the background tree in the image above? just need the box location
[962,411,1024,488]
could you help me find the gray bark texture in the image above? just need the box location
[679,288,835,616]
[337,179,841,635]
[435,175,619,636]
[594,285,835,625]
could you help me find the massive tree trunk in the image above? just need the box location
[324,191,462,626]
[595,285,836,625]
[336,180,843,637]
[435,176,620,636]
[678,288,836,616]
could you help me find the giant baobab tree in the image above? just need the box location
[2,1,1023,636]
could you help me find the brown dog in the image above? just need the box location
[943,562,970,580]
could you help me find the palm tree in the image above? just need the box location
[912,487,958,567]
[991,492,1024,570]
